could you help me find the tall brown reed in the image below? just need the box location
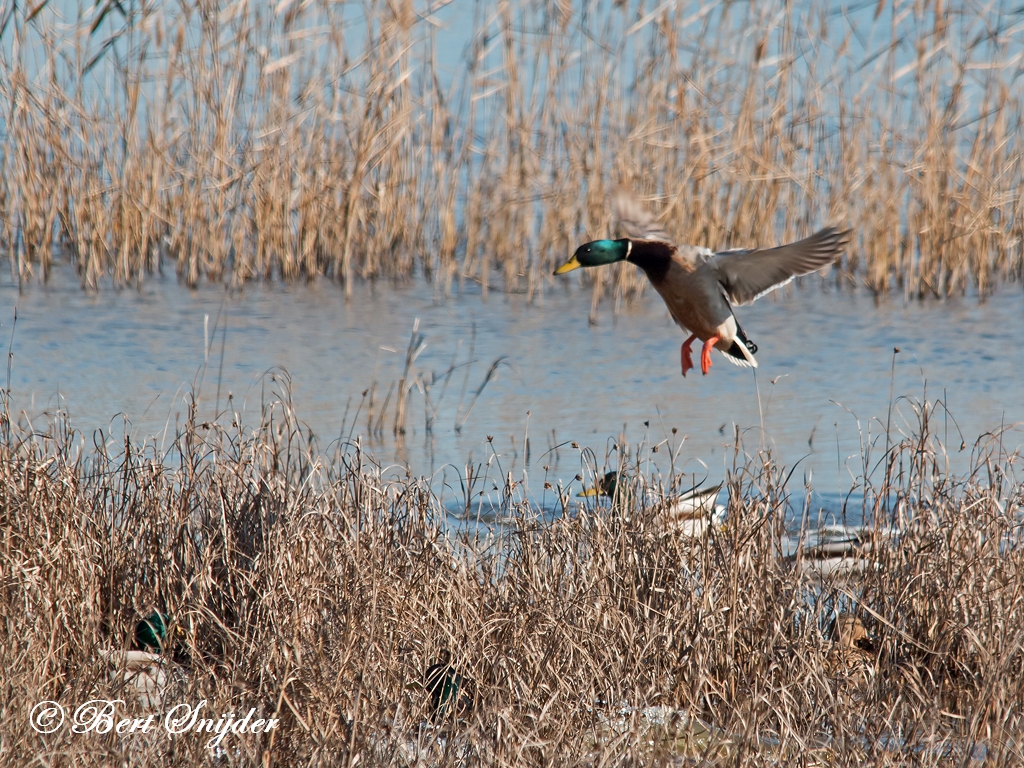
[1,387,1022,765]
[0,1,1022,300]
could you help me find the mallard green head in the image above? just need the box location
[424,656,474,721]
[134,612,169,653]
[554,239,631,275]
[578,471,621,498]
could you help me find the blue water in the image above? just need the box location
[3,265,1022,514]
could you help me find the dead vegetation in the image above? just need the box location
[1,385,1022,765]
[0,0,1021,300]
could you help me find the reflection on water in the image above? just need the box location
[2,268,1022,508]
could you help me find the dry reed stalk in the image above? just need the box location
[0,1,1021,301]
[1,383,1022,765]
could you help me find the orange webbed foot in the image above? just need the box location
[680,333,698,377]
[700,335,720,375]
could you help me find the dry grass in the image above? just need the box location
[2,385,1023,766]
[0,1,1021,299]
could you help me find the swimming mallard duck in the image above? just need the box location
[98,611,182,709]
[554,188,850,376]
[579,471,725,537]
[784,525,894,578]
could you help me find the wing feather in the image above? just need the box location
[709,227,850,305]
[611,186,672,242]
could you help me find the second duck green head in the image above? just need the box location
[578,471,623,498]
[135,612,170,653]
[554,239,630,274]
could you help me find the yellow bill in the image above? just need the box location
[554,256,582,275]
[576,486,601,498]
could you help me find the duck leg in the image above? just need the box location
[700,335,720,375]
[680,333,698,377]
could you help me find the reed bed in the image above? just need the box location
[2,388,1022,766]
[0,0,1021,300]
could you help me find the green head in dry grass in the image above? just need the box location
[134,612,170,653]
[577,470,624,498]
[424,654,474,722]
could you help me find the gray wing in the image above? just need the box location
[708,227,850,305]
[611,186,672,242]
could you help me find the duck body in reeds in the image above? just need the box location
[554,189,850,376]
[580,471,725,537]
[825,612,876,677]
[785,525,895,578]
[423,654,474,722]
[98,612,182,709]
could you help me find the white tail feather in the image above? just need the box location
[723,344,758,368]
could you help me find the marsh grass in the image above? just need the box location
[2,383,1023,765]
[0,0,1022,299]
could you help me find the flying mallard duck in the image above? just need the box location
[554,188,850,376]
[579,471,725,537]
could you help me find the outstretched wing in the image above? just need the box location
[611,186,673,242]
[708,227,850,305]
